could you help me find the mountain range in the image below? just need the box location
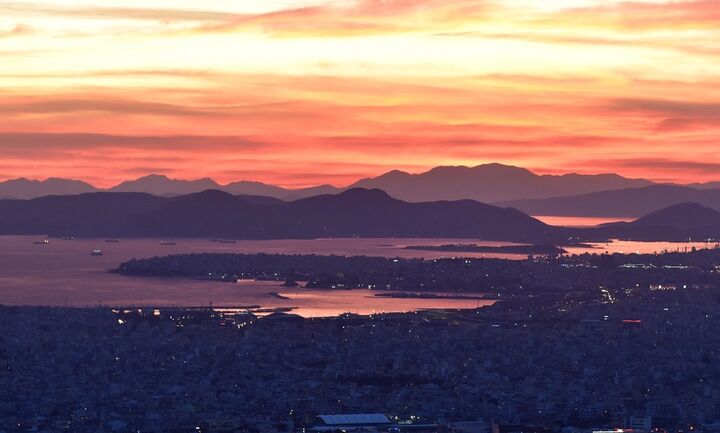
[0,188,560,242]
[0,178,98,200]
[0,174,342,201]
[0,164,657,202]
[2,165,719,220]
[1,187,718,242]
[497,185,720,218]
[348,164,654,203]
[107,175,340,200]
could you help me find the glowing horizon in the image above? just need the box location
[2,0,720,188]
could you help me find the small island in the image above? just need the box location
[405,244,566,255]
[373,292,489,300]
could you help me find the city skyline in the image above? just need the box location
[2,0,719,187]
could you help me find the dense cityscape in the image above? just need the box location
[3,248,720,432]
[115,248,720,295]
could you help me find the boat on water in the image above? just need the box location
[91,249,103,256]
[61,236,75,241]
[104,239,120,243]
[33,239,50,245]
[218,239,237,244]
[160,241,177,246]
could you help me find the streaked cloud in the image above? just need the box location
[0,0,719,185]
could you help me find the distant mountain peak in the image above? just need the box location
[0,176,98,199]
[497,184,720,218]
[632,202,720,228]
[138,173,169,180]
[228,180,270,186]
[642,201,716,217]
[339,187,392,199]
[475,162,530,171]
[5,177,39,184]
[0,163,710,205]
[370,169,411,180]
[109,174,221,195]
[349,164,654,203]
[130,173,217,184]
[423,163,532,176]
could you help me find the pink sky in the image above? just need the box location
[1,0,719,187]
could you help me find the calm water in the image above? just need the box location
[0,236,497,317]
[0,235,713,316]
[564,239,719,256]
[533,215,634,227]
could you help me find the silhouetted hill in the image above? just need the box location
[108,175,342,200]
[349,163,654,202]
[2,165,707,203]
[496,185,720,218]
[11,164,720,205]
[688,181,720,190]
[243,188,556,240]
[109,174,221,195]
[5,189,718,242]
[222,180,289,197]
[591,203,720,241]
[0,178,98,199]
[605,203,720,229]
[280,184,342,200]
[0,192,165,235]
[0,189,561,242]
[131,190,266,237]
[223,181,340,200]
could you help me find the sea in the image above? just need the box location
[0,235,714,317]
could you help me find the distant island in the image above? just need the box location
[373,292,493,300]
[405,244,566,255]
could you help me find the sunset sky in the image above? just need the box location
[1,0,719,187]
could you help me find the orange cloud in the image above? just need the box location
[1,1,720,186]
[542,0,720,31]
